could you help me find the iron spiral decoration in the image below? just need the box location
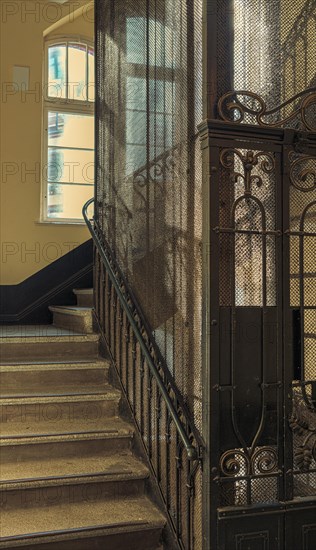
[290,385,316,473]
[289,152,316,192]
[219,148,275,195]
[220,447,278,478]
[218,88,316,131]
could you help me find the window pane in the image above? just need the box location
[126,18,174,68]
[88,47,95,101]
[48,45,66,98]
[47,184,93,220]
[47,148,94,184]
[127,77,146,110]
[68,43,87,101]
[48,112,94,149]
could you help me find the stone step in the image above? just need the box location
[0,453,149,510]
[0,360,109,397]
[73,288,94,307]
[49,306,95,334]
[0,327,99,363]
[0,417,134,462]
[0,390,121,425]
[0,496,166,549]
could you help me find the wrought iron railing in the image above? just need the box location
[83,197,204,550]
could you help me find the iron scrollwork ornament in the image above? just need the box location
[218,88,316,131]
[220,447,278,477]
[290,386,316,473]
[220,148,275,195]
[289,151,316,192]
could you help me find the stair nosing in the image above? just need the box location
[0,335,99,344]
[0,391,121,405]
[0,361,109,373]
[0,428,134,445]
[0,468,149,489]
[0,517,165,547]
[49,306,94,317]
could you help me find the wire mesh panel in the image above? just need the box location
[214,139,283,508]
[288,150,316,499]
[95,1,204,548]
[202,1,316,548]
[96,0,203,428]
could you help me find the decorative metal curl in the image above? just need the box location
[290,384,316,473]
[251,447,278,474]
[220,148,275,195]
[289,152,316,192]
[218,88,316,131]
[220,449,250,477]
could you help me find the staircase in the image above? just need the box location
[0,289,166,549]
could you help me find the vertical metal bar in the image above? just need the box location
[118,303,123,378]
[166,408,171,512]
[156,384,161,483]
[200,127,221,550]
[140,351,145,436]
[175,425,181,541]
[125,321,130,402]
[299,222,305,380]
[132,333,137,417]
[282,139,294,502]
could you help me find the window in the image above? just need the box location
[42,39,95,222]
[125,18,175,176]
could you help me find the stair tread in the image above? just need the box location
[1,385,110,399]
[49,306,94,316]
[0,335,99,345]
[0,496,165,539]
[0,326,97,339]
[73,288,93,295]
[0,416,133,440]
[0,360,108,372]
[0,386,120,403]
[0,452,148,483]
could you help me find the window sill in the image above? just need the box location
[35,220,87,226]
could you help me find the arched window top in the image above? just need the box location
[42,36,95,222]
[45,38,95,103]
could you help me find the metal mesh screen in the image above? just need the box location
[95,0,203,546]
[214,0,316,508]
[96,0,203,426]
[217,0,316,128]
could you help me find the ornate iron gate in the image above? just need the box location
[199,93,316,548]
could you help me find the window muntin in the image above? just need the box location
[125,19,175,175]
[43,38,95,222]
[47,41,94,102]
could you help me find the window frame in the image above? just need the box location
[41,36,95,224]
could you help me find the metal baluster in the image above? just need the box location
[156,382,162,484]
[147,369,153,460]
[132,333,137,418]
[140,351,145,436]
[125,320,130,403]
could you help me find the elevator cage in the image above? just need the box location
[95,1,315,549]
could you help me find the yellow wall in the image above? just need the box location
[0,1,94,285]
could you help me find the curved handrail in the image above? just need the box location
[83,197,199,460]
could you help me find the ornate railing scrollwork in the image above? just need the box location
[218,88,316,131]
[289,151,316,192]
[220,148,275,195]
[220,447,279,478]
[290,384,316,473]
